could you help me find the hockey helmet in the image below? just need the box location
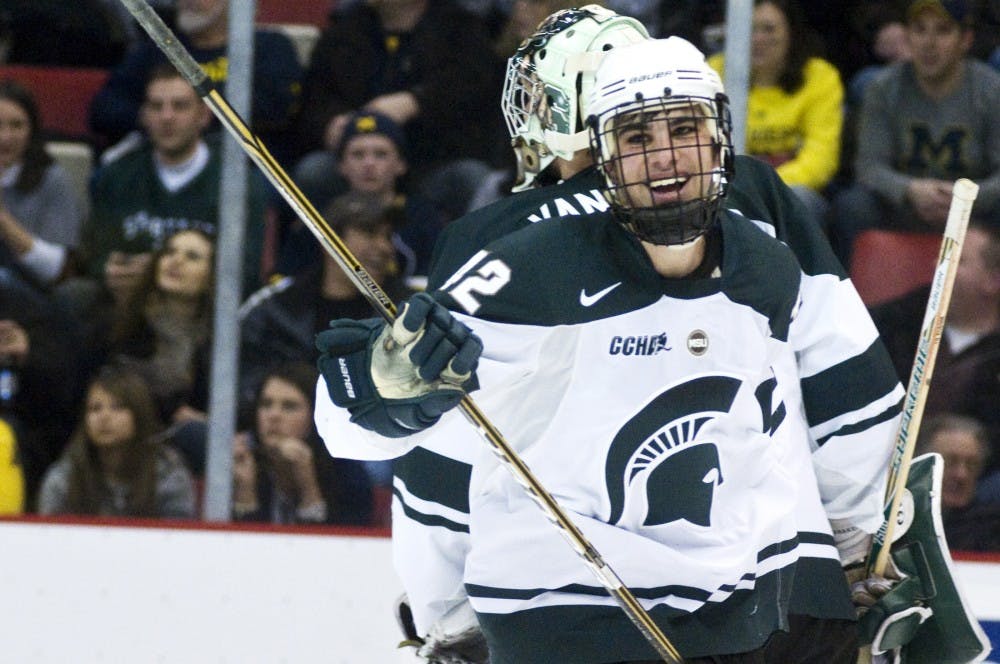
[587,37,734,246]
[501,5,649,192]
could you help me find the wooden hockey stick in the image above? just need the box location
[867,178,979,578]
[115,0,682,660]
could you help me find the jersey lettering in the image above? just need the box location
[526,189,607,223]
[442,258,512,314]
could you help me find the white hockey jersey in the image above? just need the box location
[316,208,903,662]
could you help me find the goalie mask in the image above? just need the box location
[587,37,734,246]
[501,5,648,191]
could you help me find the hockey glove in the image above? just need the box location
[395,594,490,664]
[835,517,933,658]
[316,293,482,438]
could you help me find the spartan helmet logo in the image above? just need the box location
[605,375,740,528]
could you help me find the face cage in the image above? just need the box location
[502,6,604,139]
[501,54,543,140]
[502,55,555,190]
[590,96,733,246]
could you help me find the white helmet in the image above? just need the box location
[587,37,734,246]
[500,5,649,192]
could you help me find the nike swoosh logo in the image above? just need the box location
[579,282,622,307]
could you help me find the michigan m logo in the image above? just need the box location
[905,125,966,175]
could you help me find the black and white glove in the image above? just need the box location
[395,594,490,664]
[316,293,482,438]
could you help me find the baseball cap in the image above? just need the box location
[906,0,971,25]
[336,111,407,159]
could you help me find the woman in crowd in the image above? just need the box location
[708,0,844,229]
[37,364,196,518]
[0,79,85,287]
[103,228,215,475]
[108,228,214,425]
[232,361,373,526]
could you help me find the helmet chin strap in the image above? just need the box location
[662,235,705,251]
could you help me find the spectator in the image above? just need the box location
[462,0,591,211]
[491,0,579,57]
[916,414,1000,551]
[0,79,85,289]
[708,0,844,230]
[232,361,373,525]
[836,4,912,187]
[0,268,80,508]
[240,190,414,422]
[0,0,132,68]
[87,0,302,159]
[104,229,216,475]
[846,8,912,108]
[829,0,1000,268]
[36,364,196,518]
[972,0,1000,71]
[869,220,1000,471]
[0,416,24,514]
[278,111,444,281]
[76,64,264,308]
[293,0,506,223]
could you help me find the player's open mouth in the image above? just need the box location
[650,176,686,202]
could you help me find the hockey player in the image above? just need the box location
[365,7,902,661]
[315,37,903,662]
[317,7,906,662]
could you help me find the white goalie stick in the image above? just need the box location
[866,178,980,578]
[115,0,682,660]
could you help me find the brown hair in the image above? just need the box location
[0,78,54,192]
[111,228,216,345]
[63,365,167,516]
[754,0,825,93]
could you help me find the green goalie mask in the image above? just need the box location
[500,4,648,192]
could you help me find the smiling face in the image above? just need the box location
[256,377,312,450]
[750,1,791,78]
[155,230,214,299]
[606,101,721,211]
[906,10,971,87]
[0,98,31,171]
[85,385,137,449]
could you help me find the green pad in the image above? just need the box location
[891,453,991,664]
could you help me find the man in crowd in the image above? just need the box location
[81,64,265,305]
[88,0,302,162]
[829,0,1000,267]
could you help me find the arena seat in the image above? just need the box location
[259,23,321,67]
[256,0,335,27]
[45,141,94,216]
[849,230,942,307]
[0,65,109,143]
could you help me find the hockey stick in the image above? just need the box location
[116,0,682,660]
[866,178,979,578]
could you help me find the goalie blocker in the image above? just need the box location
[859,453,990,663]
